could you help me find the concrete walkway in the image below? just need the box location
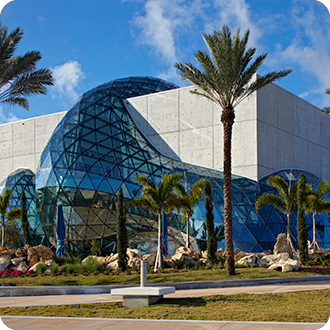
[0,278,329,329]
[1,280,330,307]
[1,316,326,330]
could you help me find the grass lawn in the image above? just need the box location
[0,290,329,323]
[0,267,319,287]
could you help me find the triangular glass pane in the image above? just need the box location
[88,173,104,190]
[78,174,94,190]
[108,178,122,194]
[98,178,113,194]
[236,225,257,244]
[260,226,277,243]
[70,170,86,186]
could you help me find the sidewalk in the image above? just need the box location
[0,278,329,329]
[1,316,326,330]
[0,279,330,307]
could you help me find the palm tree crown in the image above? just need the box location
[175,24,291,275]
[255,175,298,251]
[0,23,54,110]
[131,173,184,269]
[305,181,330,250]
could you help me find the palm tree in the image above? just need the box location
[255,175,298,251]
[175,25,291,275]
[0,23,54,110]
[305,181,330,251]
[178,179,203,249]
[0,188,21,247]
[322,88,330,114]
[131,173,183,270]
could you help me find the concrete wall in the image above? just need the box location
[256,83,330,182]
[1,81,329,185]
[127,86,259,180]
[0,111,66,183]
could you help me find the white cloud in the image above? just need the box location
[133,0,177,63]
[130,0,260,81]
[51,61,85,101]
[0,107,20,124]
[209,0,261,48]
[267,2,330,105]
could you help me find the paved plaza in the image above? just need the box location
[0,279,329,330]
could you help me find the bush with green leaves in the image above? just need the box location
[50,264,59,276]
[36,263,47,275]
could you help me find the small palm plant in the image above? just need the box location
[305,181,330,251]
[131,173,183,270]
[255,175,298,251]
[0,188,21,247]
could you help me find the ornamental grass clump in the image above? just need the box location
[36,263,47,275]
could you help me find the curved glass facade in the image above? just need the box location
[1,77,328,256]
[0,168,46,245]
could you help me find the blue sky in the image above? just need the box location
[0,0,329,123]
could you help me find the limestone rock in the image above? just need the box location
[172,252,195,266]
[143,253,156,266]
[0,246,6,252]
[126,248,142,259]
[0,249,16,257]
[105,253,118,263]
[0,255,11,272]
[201,251,207,259]
[43,259,56,267]
[81,256,106,265]
[27,245,54,266]
[234,251,247,262]
[236,254,258,267]
[175,246,194,257]
[15,245,31,257]
[258,253,290,267]
[267,259,300,273]
[106,260,118,270]
[128,257,141,269]
[11,257,26,266]
[273,233,293,257]
[163,258,174,268]
[16,261,28,273]
[234,248,241,256]
[215,248,225,258]
[28,262,45,272]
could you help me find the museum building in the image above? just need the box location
[0,76,329,256]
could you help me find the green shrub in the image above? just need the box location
[125,269,132,275]
[50,264,59,276]
[170,269,178,273]
[104,268,111,275]
[159,268,167,273]
[53,255,81,266]
[181,269,188,273]
[36,263,47,275]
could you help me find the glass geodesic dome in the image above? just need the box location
[31,77,330,256]
[0,168,46,245]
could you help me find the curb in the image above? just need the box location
[0,275,329,297]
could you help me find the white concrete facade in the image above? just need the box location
[0,111,66,183]
[127,83,330,182]
[0,81,329,184]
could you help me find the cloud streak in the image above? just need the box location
[51,61,85,101]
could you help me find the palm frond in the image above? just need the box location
[255,193,286,214]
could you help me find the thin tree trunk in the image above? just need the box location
[1,216,5,247]
[286,213,294,251]
[154,212,163,271]
[221,106,235,276]
[311,212,319,251]
[186,214,190,249]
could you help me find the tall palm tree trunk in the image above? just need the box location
[221,106,235,276]
[311,212,319,251]
[154,213,164,271]
[186,214,190,249]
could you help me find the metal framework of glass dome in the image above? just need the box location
[1,77,329,256]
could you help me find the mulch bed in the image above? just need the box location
[297,265,330,275]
